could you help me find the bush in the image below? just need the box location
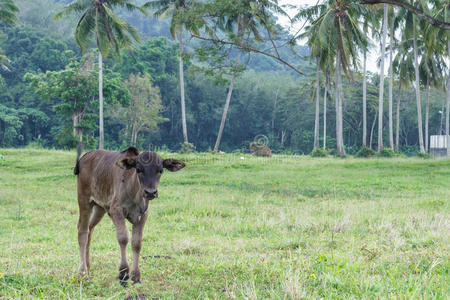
[355,147,376,158]
[416,152,433,159]
[179,142,196,154]
[378,148,396,158]
[310,148,328,157]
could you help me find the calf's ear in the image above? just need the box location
[117,158,137,170]
[163,159,185,172]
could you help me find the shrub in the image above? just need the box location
[355,147,376,158]
[378,148,396,158]
[310,148,328,157]
[416,152,433,159]
[179,142,196,154]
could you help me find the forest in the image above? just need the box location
[0,0,449,156]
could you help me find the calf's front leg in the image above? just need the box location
[77,199,93,278]
[110,207,130,286]
[131,212,149,284]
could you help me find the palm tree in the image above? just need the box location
[147,0,203,145]
[323,70,330,150]
[56,0,146,149]
[378,4,388,152]
[388,6,396,149]
[211,0,286,152]
[393,31,414,152]
[298,16,325,150]
[394,1,428,153]
[419,42,445,152]
[295,0,369,156]
[428,0,450,156]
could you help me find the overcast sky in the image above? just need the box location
[277,0,380,73]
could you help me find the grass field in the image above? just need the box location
[0,148,449,299]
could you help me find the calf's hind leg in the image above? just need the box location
[86,204,106,270]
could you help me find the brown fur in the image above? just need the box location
[74,147,185,286]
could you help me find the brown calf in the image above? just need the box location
[74,146,185,286]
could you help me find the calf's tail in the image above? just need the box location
[74,142,83,175]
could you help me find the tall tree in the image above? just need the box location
[314,56,320,150]
[378,4,388,152]
[56,0,146,149]
[111,73,167,145]
[295,0,369,156]
[148,0,203,145]
[412,13,425,153]
[25,58,97,146]
[428,0,450,156]
[388,6,395,149]
[202,0,287,152]
[393,29,414,152]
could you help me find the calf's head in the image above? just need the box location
[118,148,185,200]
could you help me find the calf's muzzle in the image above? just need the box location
[144,188,158,199]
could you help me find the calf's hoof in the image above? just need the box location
[118,270,129,287]
[79,267,89,280]
[131,272,141,284]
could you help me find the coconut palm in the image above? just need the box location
[393,32,414,152]
[393,1,429,153]
[298,16,327,150]
[419,39,445,152]
[56,0,146,149]
[210,0,287,152]
[147,0,203,145]
[428,0,450,156]
[388,5,396,149]
[295,0,369,156]
[377,4,388,152]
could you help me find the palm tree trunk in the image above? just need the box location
[370,110,378,150]
[395,88,401,152]
[323,77,328,150]
[99,51,104,150]
[335,48,345,157]
[388,14,394,149]
[314,56,320,149]
[271,87,280,132]
[440,96,445,134]
[413,22,425,153]
[214,16,243,152]
[363,51,367,148]
[425,78,430,152]
[378,4,388,153]
[178,30,188,144]
[213,51,241,152]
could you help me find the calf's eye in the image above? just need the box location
[159,169,163,174]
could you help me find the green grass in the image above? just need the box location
[0,148,449,299]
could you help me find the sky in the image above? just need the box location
[276,0,381,74]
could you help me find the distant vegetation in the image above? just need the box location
[0,0,449,156]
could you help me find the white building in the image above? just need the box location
[430,135,449,157]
